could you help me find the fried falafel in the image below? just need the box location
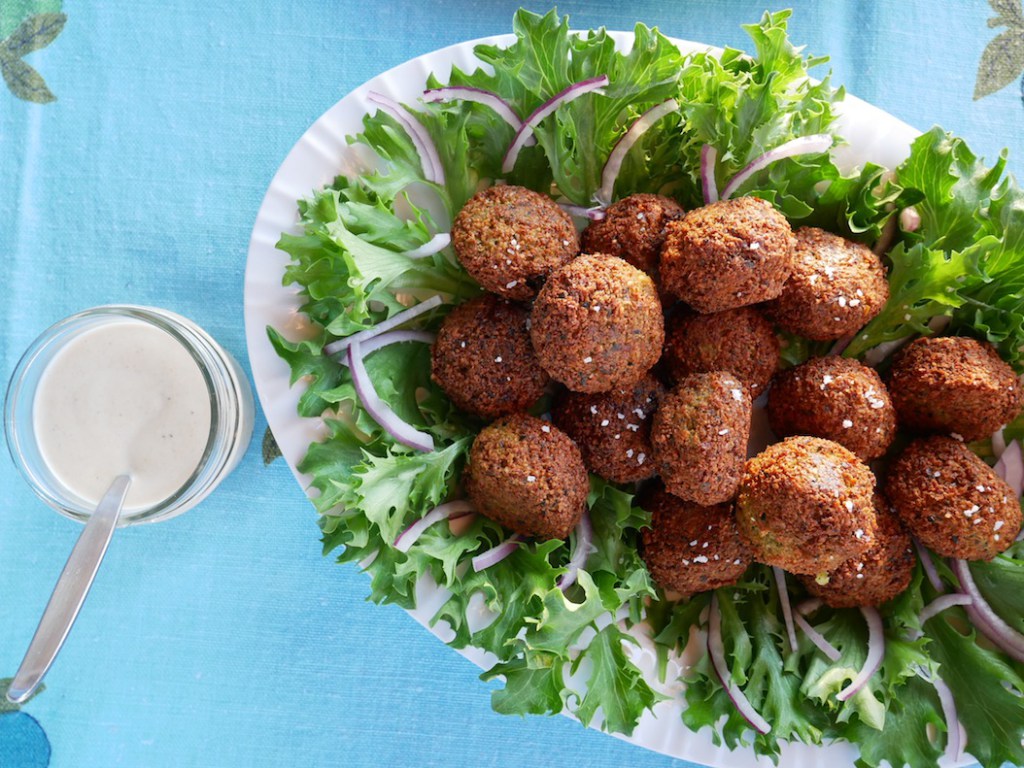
[580,193,684,276]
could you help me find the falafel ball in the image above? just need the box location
[797,495,914,608]
[888,336,1024,441]
[431,294,550,419]
[464,413,589,540]
[638,481,751,597]
[662,306,780,396]
[659,197,795,313]
[885,436,1022,561]
[650,372,752,505]
[763,227,889,340]
[451,185,578,300]
[580,193,685,276]
[530,254,664,393]
[736,436,878,575]
[551,372,663,484]
[767,356,897,460]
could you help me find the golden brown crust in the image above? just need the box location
[736,436,878,575]
[658,197,795,313]
[551,373,663,484]
[451,185,578,300]
[662,306,780,396]
[763,227,888,340]
[464,414,589,540]
[797,494,914,607]
[638,481,751,597]
[885,436,1022,560]
[530,254,664,393]
[650,372,752,505]
[580,193,685,276]
[431,294,549,419]
[888,336,1024,441]
[767,356,897,460]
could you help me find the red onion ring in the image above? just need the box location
[793,613,841,661]
[913,537,945,594]
[931,674,965,763]
[347,340,435,452]
[472,534,524,572]
[557,513,594,590]
[324,294,443,358]
[394,500,476,553]
[720,134,834,200]
[501,75,609,174]
[700,144,719,204]
[401,233,451,259]
[950,558,1024,663]
[992,428,1008,460]
[558,203,606,221]
[827,333,856,356]
[367,91,445,185]
[594,97,679,206]
[772,567,798,654]
[918,594,973,627]
[899,206,921,232]
[993,439,1024,498]
[422,86,525,132]
[707,592,772,734]
[836,606,884,702]
[337,330,436,367]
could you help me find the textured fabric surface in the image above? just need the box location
[1,1,1021,766]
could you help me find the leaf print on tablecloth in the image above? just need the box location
[0,12,65,103]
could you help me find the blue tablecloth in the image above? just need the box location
[2,1,1022,766]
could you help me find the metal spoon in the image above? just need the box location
[6,474,131,704]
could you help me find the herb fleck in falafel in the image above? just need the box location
[451,185,578,300]
[580,193,684,276]
[464,413,589,541]
[764,227,888,340]
[659,197,795,313]
[431,294,549,419]
[662,306,780,396]
[736,436,878,575]
[767,356,897,460]
[551,372,663,484]
[650,372,752,505]
[885,435,1022,561]
[530,254,664,393]
[797,494,914,608]
[888,336,1024,441]
[638,481,751,597]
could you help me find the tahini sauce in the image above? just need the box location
[33,320,212,511]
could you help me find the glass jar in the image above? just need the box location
[4,305,254,525]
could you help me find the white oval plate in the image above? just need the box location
[243,32,933,768]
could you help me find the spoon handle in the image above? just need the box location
[6,475,131,704]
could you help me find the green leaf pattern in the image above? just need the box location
[0,9,65,103]
[975,0,1024,99]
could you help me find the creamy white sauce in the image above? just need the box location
[33,320,212,511]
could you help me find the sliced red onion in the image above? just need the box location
[501,75,609,175]
[338,330,436,367]
[914,537,945,594]
[827,333,856,357]
[918,594,974,627]
[872,213,899,257]
[993,439,1024,498]
[594,98,679,206]
[324,294,443,357]
[402,233,451,259]
[701,144,719,204]
[557,513,594,591]
[899,206,921,232]
[394,501,475,553]
[347,341,434,452]
[720,134,834,201]
[992,428,1008,460]
[950,558,1024,662]
[793,613,842,662]
[472,534,524,572]
[932,675,965,763]
[795,598,823,615]
[559,203,606,221]
[708,592,772,734]
[772,567,798,655]
[836,606,884,702]
[422,86,525,132]
[367,91,445,185]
